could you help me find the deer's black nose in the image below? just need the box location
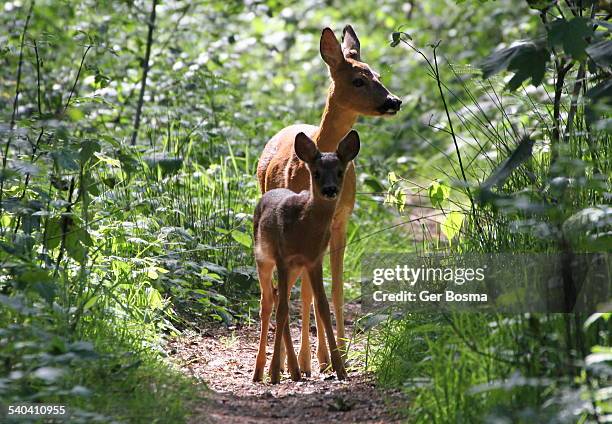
[321,186,338,199]
[378,96,402,115]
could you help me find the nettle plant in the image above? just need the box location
[389,0,610,252]
[477,0,611,252]
[481,0,611,146]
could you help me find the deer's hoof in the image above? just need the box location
[252,369,264,383]
[298,353,311,376]
[269,371,281,384]
[333,359,347,373]
[317,351,331,372]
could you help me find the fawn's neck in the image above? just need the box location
[303,185,338,227]
[313,82,358,152]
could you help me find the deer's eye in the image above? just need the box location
[352,78,365,87]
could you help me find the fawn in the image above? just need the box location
[252,130,360,384]
[257,25,401,374]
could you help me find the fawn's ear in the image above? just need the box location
[342,25,361,61]
[294,132,319,163]
[337,130,360,163]
[320,27,345,69]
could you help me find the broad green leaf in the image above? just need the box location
[32,281,56,303]
[1,214,11,228]
[18,268,52,284]
[144,155,183,176]
[94,152,121,167]
[397,189,407,212]
[75,226,93,246]
[481,42,550,90]
[83,295,99,311]
[66,231,88,263]
[146,287,163,309]
[147,267,159,280]
[45,218,62,249]
[67,107,84,121]
[79,140,101,164]
[231,230,252,248]
[52,149,80,171]
[428,180,451,209]
[441,211,464,245]
[548,17,594,61]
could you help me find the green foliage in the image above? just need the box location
[428,180,451,209]
[370,312,611,423]
[371,0,611,422]
[0,0,609,421]
[548,17,593,60]
[440,211,464,245]
[481,42,550,90]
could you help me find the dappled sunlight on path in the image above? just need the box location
[169,303,407,423]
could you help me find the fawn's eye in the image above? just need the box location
[352,78,365,87]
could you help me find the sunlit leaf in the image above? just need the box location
[231,229,252,248]
[428,180,451,209]
[441,211,464,244]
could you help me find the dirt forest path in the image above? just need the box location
[169,302,408,423]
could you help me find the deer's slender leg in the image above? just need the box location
[253,260,274,382]
[313,293,331,372]
[283,309,301,381]
[330,217,348,357]
[272,286,287,373]
[284,269,301,381]
[308,262,348,381]
[299,272,330,375]
[270,265,300,383]
[277,273,297,374]
[298,273,313,376]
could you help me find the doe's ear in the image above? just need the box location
[320,27,345,69]
[294,132,319,163]
[342,25,361,60]
[336,130,360,163]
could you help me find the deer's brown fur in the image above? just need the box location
[256,25,401,374]
[253,131,360,384]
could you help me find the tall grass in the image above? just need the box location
[367,38,611,422]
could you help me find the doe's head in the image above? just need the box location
[320,25,402,116]
[294,130,360,200]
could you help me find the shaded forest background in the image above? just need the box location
[0,0,610,422]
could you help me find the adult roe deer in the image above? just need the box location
[253,131,360,384]
[256,25,401,374]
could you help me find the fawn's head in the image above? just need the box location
[320,25,402,116]
[294,130,360,201]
